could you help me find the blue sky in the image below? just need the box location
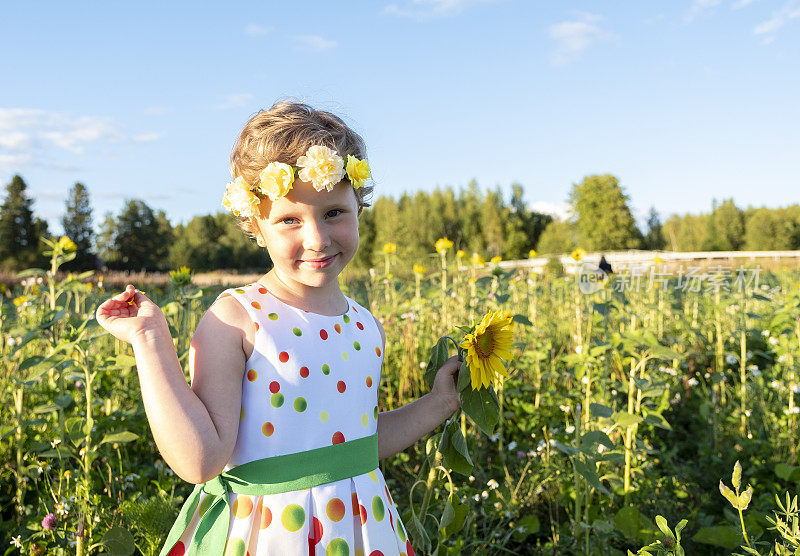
[1,0,798,235]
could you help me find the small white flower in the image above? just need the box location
[559,404,571,413]
[489,432,500,442]
[487,479,499,490]
[598,444,606,453]
[481,490,489,499]
[771,380,782,389]
[745,410,752,417]
[785,406,800,415]
[36,276,43,284]
[726,354,738,365]
[468,475,475,482]
[51,439,61,448]
[575,345,583,355]
[792,383,800,394]
[581,375,589,385]
[779,354,788,364]
[7,336,15,346]
[419,362,427,369]
[769,337,779,345]
[688,377,699,387]
[56,501,70,516]
[504,510,511,518]
[10,535,22,548]
[507,441,517,451]
[473,494,480,502]
[565,425,575,434]
[747,432,753,439]
[747,365,760,376]
[762,329,771,337]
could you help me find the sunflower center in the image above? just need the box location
[476,331,494,358]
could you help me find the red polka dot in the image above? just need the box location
[337,381,346,393]
[250,301,261,310]
[366,376,373,388]
[375,346,382,357]
[278,351,289,363]
[370,551,385,556]
[258,286,268,294]
[299,366,309,378]
[247,369,257,382]
[334,323,342,334]
[353,307,359,313]
[407,540,415,556]
[351,493,359,515]
[332,431,345,444]
[359,504,368,525]
[254,321,259,331]
[167,541,185,556]
[356,322,364,330]
[385,486,393,505]
[389,511,395,532]
[260,505,272,529]
[262,422,274,437]
[320,329,328,340]
[269,381,280,393]
[308,516,323,545]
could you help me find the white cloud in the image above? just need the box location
[384,0,496,19]
[684,0,722,23]
[0,108,159,172]
[529,201,572,221]
[753,0,800,42]
[213,93,255,110]
[293,35,337,52]
[548,13,616,65]
[245,24,273,36]
[732,0,758,9]
[132,132,164,143]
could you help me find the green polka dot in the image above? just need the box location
[199,494,214,517]
[271,393,284,408]
[353,341,361,351]
[342,352,349,361]
[326,538,349,556]
[343,314,351,324]
[372,496,385,521]
[322,364,330,375]
[373,405,378,419]
[320,411,329,423]
[292,327,302,337]
[361,413,368,427]
[293,397,307,412]
[224,537,246,556]
[398,519,407,541]
[281,504,305,532]
[268,313,278,320]
[234,288,245,294]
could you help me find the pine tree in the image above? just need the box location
[0,174,40,270]
[643,207,666,250]
[61,182,96,270]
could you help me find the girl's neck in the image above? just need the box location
[257,270,347,316]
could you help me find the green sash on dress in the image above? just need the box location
[159,433,379,556]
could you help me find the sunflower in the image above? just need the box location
[460,310,515,390]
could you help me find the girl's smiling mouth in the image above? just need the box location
[301,254,337,269]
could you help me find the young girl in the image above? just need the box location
[96,101,462,556]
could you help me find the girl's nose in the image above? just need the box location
[302,219,331,251]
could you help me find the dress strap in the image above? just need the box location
[159,433,379,556]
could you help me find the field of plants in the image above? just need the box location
[3,239,800,555]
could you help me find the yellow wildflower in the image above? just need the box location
[471,252,485,267]
[490,255,502,264]
[435,238,453,254]
[345,155,371,189]
[382,242,397,255]
[31,284,39,296]
[528,249,537,258]
[58,236,77,253]
[13,295,26,306]
[654,254,664,263]
[571,248,586,261]
[456,249,466,259]
[460,310,515,390]
[413,264,425,275]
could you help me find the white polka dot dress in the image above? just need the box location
[164,283,415,556]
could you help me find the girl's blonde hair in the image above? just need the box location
[229,101,373,240]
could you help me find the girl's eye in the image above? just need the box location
[281,217,297,225]
[326,209,343,218]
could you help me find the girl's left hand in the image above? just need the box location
[431,354,462,416]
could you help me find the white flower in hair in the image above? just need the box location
[222,176,260,217]
[296,145,345,192]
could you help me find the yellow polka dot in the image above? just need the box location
[361,413,368,427]
[240,407,246,421]
[319,411,329,423]
[232,495,253,519]
[367,470,378,483]
[342,351,349,361]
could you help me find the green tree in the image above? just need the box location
[61,182,96,270]
[642,207,666,250]
[705,198,744,251]
[458,180,484,254]
[744,207,796,251]
[0,174,40,270]
[168,212,265,271]
[536,219,576,254]
[481,187,505,258]
[568,174,642,251]
[112,199,172,271]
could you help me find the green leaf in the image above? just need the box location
[101,526,136,556]
[692,525,741,549]
[655,515,675,540]
[614,506,646,541]
[649,344,682,360]
[589,403,613,418]
[18,355,45,372]
[442,496,469,537]
[456,361,471,392]
[554,441,579,456]
[439,418,473,476]
[511,514,540,541]
[642,412,672,430]
[495,293,510,304]
[114,354,137,369]
[579,431,615,450]
[512,314,532,326]
[775,463,795,481]
[99,431,139,445]
[425,337,450,390]
[439,497,455,531]
[612,411,643,427]
[574,459,611,496]
[460,384,500,437]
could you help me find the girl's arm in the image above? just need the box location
[372,317,461,460]
[97,287,248,483]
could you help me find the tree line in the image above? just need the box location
[1,173,798,273]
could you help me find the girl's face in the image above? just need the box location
[254,178,360,292]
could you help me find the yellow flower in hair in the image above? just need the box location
[223,177,260,218]
[435,238,453,254]
[257,162,295,201]
[296,145,345,192]
[382,242,397,255]
[460,309,515,390]
[345,155,371,189]
[571,247,586,261]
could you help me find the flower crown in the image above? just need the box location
[222,144,371,218]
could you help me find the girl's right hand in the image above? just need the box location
[95,284,170,345]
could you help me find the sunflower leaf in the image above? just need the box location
[460,385,500,436]
[439,416,473,475]
[425,336,450,390]
[456,361,471,391]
